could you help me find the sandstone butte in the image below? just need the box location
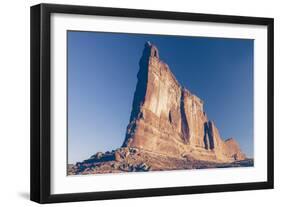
[122,41,246,163]
[68,42,250,175]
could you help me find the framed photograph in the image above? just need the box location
[30,3,274,203]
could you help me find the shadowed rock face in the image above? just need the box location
[123,42,246,162]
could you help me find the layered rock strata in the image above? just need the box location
[122,42,246,162]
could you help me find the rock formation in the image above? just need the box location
[68,147,252,175]
[68,42,250,175]
[122,42,246,162]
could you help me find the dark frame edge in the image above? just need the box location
[45,182,272,204]
[40,3,273,25]
[267,19,274,189]
[30,4,52,204]
[30,4,41,203]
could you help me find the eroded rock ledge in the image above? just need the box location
[68,147,253,175]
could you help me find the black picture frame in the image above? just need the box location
[30,3,274,204]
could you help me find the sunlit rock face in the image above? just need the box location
[123,42,246,162]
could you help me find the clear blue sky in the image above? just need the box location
[67,31,253,164]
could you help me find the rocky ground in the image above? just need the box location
[68,147,254,175]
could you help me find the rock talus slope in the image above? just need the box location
[122,42,246,162]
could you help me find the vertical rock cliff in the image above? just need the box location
[67,42,252,175]
[123,42,246,162]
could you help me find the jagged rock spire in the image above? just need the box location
[123,42,246,162]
